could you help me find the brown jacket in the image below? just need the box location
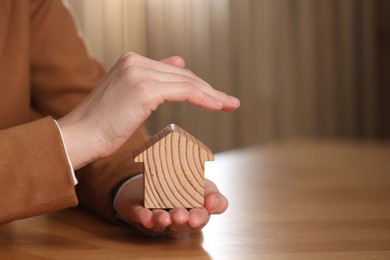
[0,0,148,224]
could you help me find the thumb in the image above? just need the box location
[160,56,186,68]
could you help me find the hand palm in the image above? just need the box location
[114,177,228,238]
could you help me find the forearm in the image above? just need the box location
[57,109,100,170]
[0,117,78,224]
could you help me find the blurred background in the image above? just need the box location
[68,0,389,152]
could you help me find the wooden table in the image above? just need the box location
[1,140,390,259]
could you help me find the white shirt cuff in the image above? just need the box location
[54,120,78,185]
[113,174,143,214]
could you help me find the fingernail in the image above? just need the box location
[228,96,240,106]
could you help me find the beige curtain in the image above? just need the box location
[68,0,384,152]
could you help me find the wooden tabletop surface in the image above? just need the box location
[1,140,390,259]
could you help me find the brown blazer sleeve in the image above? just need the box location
[28,0,149,223]
[0,117,78,224]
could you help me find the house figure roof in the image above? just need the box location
[133,124,214,209]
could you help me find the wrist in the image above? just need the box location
[57,114,99,170]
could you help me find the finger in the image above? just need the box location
[152,209,172,229]
[169,208,190,224]
[206,89,240,112]
[119,52,189,75]
[126,204,154,229]
[130,67,202,86]
[180,71,240,111]
[165,208,191,238]
[133,68,239,111]
[204,193,228,214]
[109,65,224,112]
[162,67,240,111]
[170,70,240,111]
[204,180,229,214]
[165,208,210,238]
[160,56,186,68]
[146,81,225,111]
[117,54,240,111]
[119,53,239,109]
[188,208,210,229]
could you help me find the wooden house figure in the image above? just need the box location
[133,124,214,209]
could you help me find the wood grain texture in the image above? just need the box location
[133,124,214,209]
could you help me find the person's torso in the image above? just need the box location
[0,0,33,129]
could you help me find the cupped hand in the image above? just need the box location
[58,53,240,170]
[114,177,228,238]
